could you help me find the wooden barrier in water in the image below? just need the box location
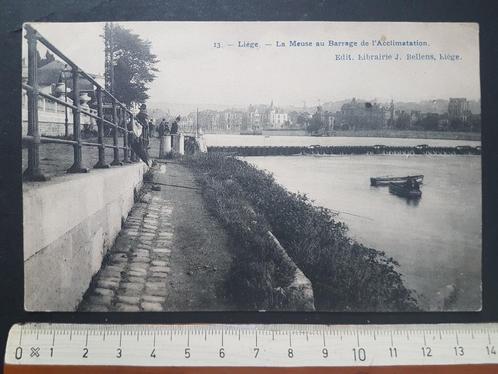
[206,144,481,156]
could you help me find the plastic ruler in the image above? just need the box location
[4,323,498,373]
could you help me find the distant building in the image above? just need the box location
[448,98,471,122]
[195,110,221,133]
[334,98,387,130]
[248,101,289,130]
[266,101,289,128]
[288,111,312,129]
[220,110,245,133]
[247,105,264,131]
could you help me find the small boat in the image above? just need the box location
[389,179,422,199]
[370,175,424,187]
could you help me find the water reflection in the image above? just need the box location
[405,198,421,207]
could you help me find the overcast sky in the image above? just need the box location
[27,22,480,108]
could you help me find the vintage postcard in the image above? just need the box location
[22,22,481,312]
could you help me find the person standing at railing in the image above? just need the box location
[170,116,180,135]
[158,118,169,137]
[127,104,150,166]
[170,116,185,155]
[148,119,155,138]
[136,104,149,147]
[158,118,170,137]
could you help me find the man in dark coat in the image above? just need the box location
[136,104,149,143]
[158,118,170,136]
[170,115,180,134]
[148,119,155,137]
[129,104,150,165]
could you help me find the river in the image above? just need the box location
[204,135,482,311]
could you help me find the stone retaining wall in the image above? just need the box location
[24,162,148,311]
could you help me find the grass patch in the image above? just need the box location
[184,153,418,311]
[191,167,295,310]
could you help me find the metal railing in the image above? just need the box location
[22,24,148,181]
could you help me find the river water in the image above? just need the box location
[204,135,482,311]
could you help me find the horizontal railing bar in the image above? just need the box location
[25,135,133,148]
[25,135,129,150]
[102,118,133,134]
[41,137,77,145]
[21,82,34,92]
[80,141,101,147]
[81,142,129,151]
[102,144,127,150]
[102,118,119,129]
[22,135,34,145]
[78,142,128,150]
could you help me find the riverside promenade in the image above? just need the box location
[78,158,237,312]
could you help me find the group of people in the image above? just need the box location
[136,105,181,139]
[130,103,182,165]
[155,116,180,138]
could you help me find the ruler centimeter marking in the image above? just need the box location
[4,323,498,367]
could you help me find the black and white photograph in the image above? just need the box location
[22,21,481,312]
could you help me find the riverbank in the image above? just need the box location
[184,153,418,311]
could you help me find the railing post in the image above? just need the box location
[123,111,130,163]
[64,65,69,137]
[94,87,109,169]
[23,27,48,181]
[110,100,122,166]
[130,116,137,162]
[138,120,148,161]
[67,68,88,173]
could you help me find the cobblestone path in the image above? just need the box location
[78,161,235,312]
[79,194,174,311]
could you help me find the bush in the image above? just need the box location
[184,153,418,311]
